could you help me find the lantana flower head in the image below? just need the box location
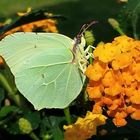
[64,111,106,140]
[86,35,140,127]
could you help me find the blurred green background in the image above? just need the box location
[0,0,121,42]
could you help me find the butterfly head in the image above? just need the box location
[72,20,98,73]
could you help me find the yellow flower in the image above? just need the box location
[94,42,116,63]
[17,7,32,16]
[64,112,106,140]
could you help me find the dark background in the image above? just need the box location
[0,0,121,42]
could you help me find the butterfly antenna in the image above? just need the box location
[77,24,87,36]
[81,20,98,35]
[75,20,98,45]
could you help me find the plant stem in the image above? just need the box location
[89,47,93,64]
[0,73,24,108]
[132,15,139,39]
[116,27,125,35]
[29,132,40,140]
[64,107,71,124]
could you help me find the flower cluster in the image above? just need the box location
[64,111,106,140]
[0,8,58,40]
[86,35,140,127]
[2,19,58,38]
[16,8,58,33]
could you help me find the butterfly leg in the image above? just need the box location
[83,45,94,60]
[78,57,88,73]
[84,45,95,53]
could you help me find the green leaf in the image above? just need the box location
[23,111,41,130]
[40,116,65,140]
[127,0,140,39]
[0,32,85,109]
[52,126,64,140]
[6,121,20,135]
[0,105,19,118]
[119,0,140,38]
[125,0,140,15]
[6,111,40,135]
[49,116,64,139]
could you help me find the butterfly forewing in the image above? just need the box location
[0,32,85,109]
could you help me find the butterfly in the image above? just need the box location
[0,15,97,109]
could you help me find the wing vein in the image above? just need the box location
[42,64,68,86]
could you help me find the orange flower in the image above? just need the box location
[85,61,107,81]
[94,43,116,63]
[126,106,136,114]
[104,83,122,96]
[121,67,134,85]
[101,97,113,105]
[102,70,116,87]
[131,109,140,120]
[133,63,140,82]
[113,118,127,127]
[87,86,102,99]
[112,52,132,70]
[3,19,58,38]
[92,103,103,114]
[130,89,140,104]
[86,35,140,127]
[87,80,104,99]
[113,111,128,127]
[0,13,58,40]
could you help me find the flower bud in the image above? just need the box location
[84,30,95,46]
[108,18,120,29]
[18,118,32,134]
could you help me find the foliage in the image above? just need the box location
[118,0,140,38]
